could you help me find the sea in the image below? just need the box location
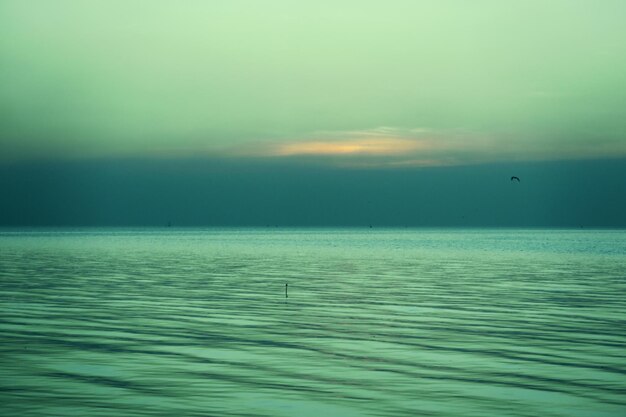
[0,228,625,417]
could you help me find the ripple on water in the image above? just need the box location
[1,229,625,417]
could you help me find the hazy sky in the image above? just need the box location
[1,1,625,226]
[2,0,625,165]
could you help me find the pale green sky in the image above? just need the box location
[1,0,625,166]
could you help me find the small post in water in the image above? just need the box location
[285,283,288,298]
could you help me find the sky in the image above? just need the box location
[1,1,625,226]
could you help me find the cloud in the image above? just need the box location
[235,127,431,158]
[266,127,438,157]
[229,125,626,168]
[271,138,419,156]
[235,127,496,167]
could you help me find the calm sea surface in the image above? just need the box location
[1,229,625,417]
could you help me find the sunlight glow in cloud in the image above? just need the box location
[240,127,497,167]
[271,137,425,156]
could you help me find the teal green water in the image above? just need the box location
[1,229,625,416]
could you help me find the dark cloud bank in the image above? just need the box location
[1,157,625,228]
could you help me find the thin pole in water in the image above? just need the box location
[285,283,288,298]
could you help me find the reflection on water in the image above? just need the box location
[1,229,625,416]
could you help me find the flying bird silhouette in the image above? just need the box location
[510,176,520,182]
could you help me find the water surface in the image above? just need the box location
[1,229,625,416]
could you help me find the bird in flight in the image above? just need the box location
[510,176,520,182]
